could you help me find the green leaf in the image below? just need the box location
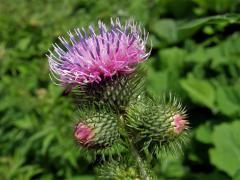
[68,175,95,180]
[215,85,240,116]
[41,132,56,154]
[150,19,178,43]
[17,37,31,51]
[186,171,229,180]
[160,158,186,178]
[178,14,240,39]
[159,47,187,70]
[233,169,240,180]
[180,74,215,109]
[146,69,168,95]
[195,122,212,144]
[209,120,240,176]
[193,0,240,13]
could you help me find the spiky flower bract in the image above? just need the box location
[127,96,189,157]
[72,68,145,112]
[47,18,149,87]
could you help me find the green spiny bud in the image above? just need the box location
[74,112,120,150]
[127,96,189,156]
[96,158,157,180]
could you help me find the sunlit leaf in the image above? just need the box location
[180,74,215,109]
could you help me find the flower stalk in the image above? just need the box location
[119,114,152,180]
[127,134,151,180]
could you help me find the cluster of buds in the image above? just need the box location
[47,18,189,178]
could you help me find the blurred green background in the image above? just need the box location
[1,0,240,179]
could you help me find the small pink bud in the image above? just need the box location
[171,114,188,135]
[74,123,93,144]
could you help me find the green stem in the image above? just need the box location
[127,137,151,180]
[119,115,151,180]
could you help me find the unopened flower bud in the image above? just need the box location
[74,123,93,145]
[171,114,188,135]
[74,112,120,150]
[127,96,189,155]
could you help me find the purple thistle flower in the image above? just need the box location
[47,18,150,86]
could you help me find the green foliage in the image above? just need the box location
[181,74,215,109]
[209,121,240,176]
[195,122,212,144]
[1,0,240,179]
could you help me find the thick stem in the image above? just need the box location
[119,115,151,180]
[127,137,151,180]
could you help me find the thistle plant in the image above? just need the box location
[47,18,189,179]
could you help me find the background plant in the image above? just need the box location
[1,0,240,179]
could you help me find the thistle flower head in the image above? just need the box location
[47,18,149,86]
